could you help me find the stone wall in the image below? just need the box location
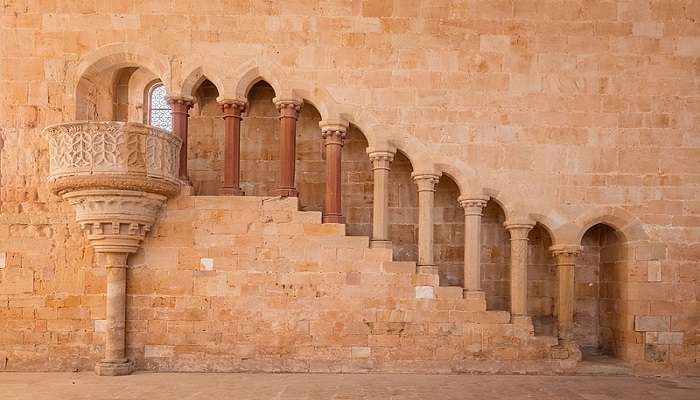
[0,195,570,373]
[0,0,698,375]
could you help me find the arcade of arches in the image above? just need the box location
[1,3,697,377]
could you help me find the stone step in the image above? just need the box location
[382,261,416,274]
[436,286,463,299]
[302,223,346,236]
[192,195,299,211]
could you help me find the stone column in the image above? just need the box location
[551,245,582,342]
[320,122,347,223]
[368,150,394,249]
[504,221,535,317]
[95,252,132,376]
[274,98,302,197]
[459,196,488,294]
[413,173,440,275]
[219,99,246,196]
[168,97,194,182]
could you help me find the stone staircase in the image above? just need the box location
[128,194,573,373]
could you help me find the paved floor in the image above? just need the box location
[0,372,699,399]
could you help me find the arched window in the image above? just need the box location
[148,82,172,131]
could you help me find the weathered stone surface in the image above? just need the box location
[1,0,699,377]
[635,316,671,332]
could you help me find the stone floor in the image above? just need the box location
[0,372,699,399]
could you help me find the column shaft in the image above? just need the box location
[414,174,440,274]
[505,223,535,316]
[169,98,193,181]
[95,252,132,376]
[551,246,582,342]
[460,197,488,292]
[275,99,302,197]
[369,151,394,248]
[321,125,346,223]
[220,100,246,195]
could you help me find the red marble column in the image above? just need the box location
[321,123,347,223]
[168,97,193,181]
[274,99,302,197]
[220,99,246,196]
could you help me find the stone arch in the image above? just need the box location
[127,69,159,123]
[528,211,568,246]
[292,88,337,123]
[555,207,649,246]
[72,43,171,95]
[180,66,226,100]
[231,61,285,99]
[481,187,515,223]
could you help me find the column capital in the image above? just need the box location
[320,123,347,146]
[504,220,535,240]
[369,150,395,171]
[273,97,302,118]
[458,195,489,215]
[166,96,194,109]
[218,98,247,116]
[550,244,582,266]
[412,173,440,192]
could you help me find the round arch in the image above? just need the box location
[555,207,649,246]
[72,43,171,95]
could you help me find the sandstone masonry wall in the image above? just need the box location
[0,0,698,375]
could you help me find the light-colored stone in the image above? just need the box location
[635,316,671,332]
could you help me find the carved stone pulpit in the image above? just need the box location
[44,121,181,375]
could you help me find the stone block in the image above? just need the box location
[635,315,670,332]
[644,343,669,362]
[436,286,463,299]
[199,258,214,271]
[303,223,345,236]
[94,320,107,333]
[382,261,415,274]
[0,268,34,295]
[646,331,684,345]
[415,286,435,299]
[412,273,438,287]
[144,345,175,358]
[647,261,662,282]
[351,346,371,358]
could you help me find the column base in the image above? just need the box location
[550,340,582,361]
[219,187,245,196]
[416,264,438,275]
[277,187,298,197]
[95,359,134,376]
[370,240,392,249]
[322,214,345,224]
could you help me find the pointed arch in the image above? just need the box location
[180,66,226,99]
[231,60,285,99]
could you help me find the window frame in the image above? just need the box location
[145,81,172,131]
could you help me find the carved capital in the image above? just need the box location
[412,173,440,192]
[321,124,347,147]
[550,244,583,266]
[166,96,194,114]
[64,190,167,254]
[219,99,246,118]
[458,195,489,216]
[504,220,535,241]
[368,150,394,171]
[273,98,302,119]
